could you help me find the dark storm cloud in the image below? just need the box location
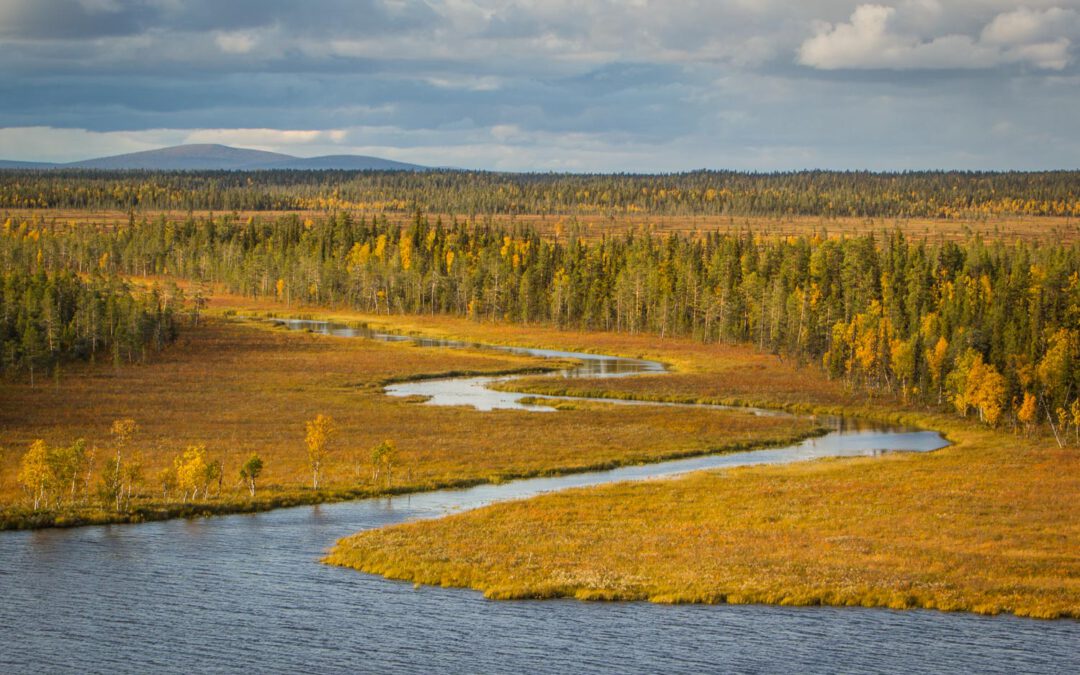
[0,1,1078,169]
[0,0,151,39]
[0,0,439,40]
[0,61,697,143]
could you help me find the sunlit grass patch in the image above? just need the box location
[326,434,1079,619]
[0,315,821,528]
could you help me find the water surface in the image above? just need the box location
[1,320,1075,674]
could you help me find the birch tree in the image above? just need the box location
[305,414,335,490]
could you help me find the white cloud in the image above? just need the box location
[489,124,522,141]
[214,31,258,54]
[798,3,1076,70]
[1007,38,1071,70]
[0,127,354,162]
[981,7,1077,45]
[184,128,349,149]
[424,74,504,91]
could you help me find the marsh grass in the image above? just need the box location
[0,315,821,528]
[11,208,1080,243]
[326,422,1080,620]
[292,306,1080,620]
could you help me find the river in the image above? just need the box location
[1,319,1075,674]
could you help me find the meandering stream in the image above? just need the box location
[1,319,1075,674]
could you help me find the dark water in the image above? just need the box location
[1,320,1075,673]
[4,482,1078,674]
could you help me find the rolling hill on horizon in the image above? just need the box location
[0,144,428,171]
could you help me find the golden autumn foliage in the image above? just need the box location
[0,313,822,528]
[1018,392,1038,431]
[17,440,51,511]
[175,445,209,502]
[16,437,91,512]
[305,414,336,490]
[111,418,138,448]
[946,349,1007,426]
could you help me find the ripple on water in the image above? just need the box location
[1,320,1074,673]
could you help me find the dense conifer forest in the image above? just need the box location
[5,211,1079,432]
[1,169,1078,217]
[0,256,179,381]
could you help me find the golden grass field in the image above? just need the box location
[327,429,1079,619]
[6,207,1079,242]
[266,304,1080,620]
[4,286,1078,619]
[0,308,822,527]
[214,296,865,409]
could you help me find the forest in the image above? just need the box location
[0,259,180,382]
[4,211,1079,435]
[1,169,1079,217]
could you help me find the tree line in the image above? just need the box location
[17,418,256,514]
[8,211,1080,433]
[0,264,180,383]
[2,169,1078,217]
[15,413,404,515]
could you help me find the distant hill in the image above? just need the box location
[0,144,428,171]
[0,160,60,169]
[66,144,296,170]
[261,154,427,171]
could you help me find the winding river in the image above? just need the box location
[1,320,1076,674]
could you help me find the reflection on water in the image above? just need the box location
[274,318,664,411]
[0,318,1073,673]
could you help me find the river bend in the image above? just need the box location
[1,319,1075,674]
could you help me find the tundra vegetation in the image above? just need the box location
[326,424,1079,620]
[1,171,1077,617]
[5,209,1080,434]
[0,315,823,528]
[2,169,1079,218]
[317,314,1080,620]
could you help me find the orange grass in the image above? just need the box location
[283,304,1080,620]
[210,293,868,412]
[326,426,1080,619]
[7,208,1080,243]
[0,316,822,527]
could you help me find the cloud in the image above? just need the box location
[0,0,440,40]
[184,128,349,148]
[981,6,1077,45]
[0,0,147,39]
[798,4,1076,70]
[214,31,259,54]
[0,126,183,161]
[1,2,1080,170]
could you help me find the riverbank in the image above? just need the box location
[327,419,1079,619]
[1,425,832,530]
[245,307,1080,620]
[0,314,825,529]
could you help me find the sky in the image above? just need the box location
[0,0,1078,171]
